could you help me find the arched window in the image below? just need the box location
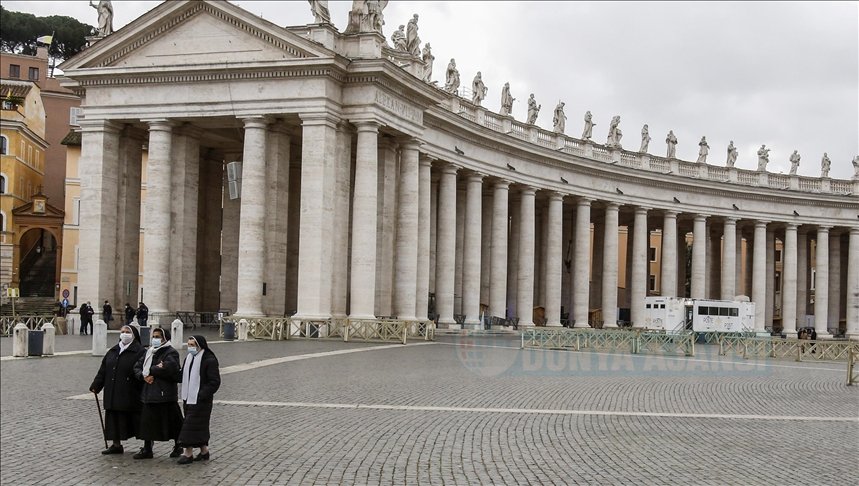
[0,174,6,194]
[0,211,5,232]
[0,135,7,155]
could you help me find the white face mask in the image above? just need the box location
[187,346,198,356]
[151,338,162,348]
[119,333,133,345]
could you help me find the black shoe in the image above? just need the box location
[133,448,153,459]
[169,445,183,458]
[194,452,210,461]
[101,444,123,455]
[177,455,194,465]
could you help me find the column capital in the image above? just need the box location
[663,210,678,218]
[241,116,272,130]
[754,220,770,229]
[850,227,859,236]
[694,214,709,222]
[577,197,593,206]
[465,172,484,183]
[546,190,564,202]
[816,225,832,233]
[723,216,738,224]
[419,153,436,166]
[141,118,175,132]
[399,139,423,152]
[785,223,799,231]
[79,119,123,133]
[353,119,382,133]
[603,201,620,211]
[635,206,650,215]
[440,163,460,176]
[493,179,511,190]
[520,186,537,197]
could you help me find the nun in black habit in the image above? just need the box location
[176,335,221,464]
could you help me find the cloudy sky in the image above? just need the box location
[5,1,857,179]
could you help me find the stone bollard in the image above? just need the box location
[238,319,249,341]
[55,317,67,335]
[42,322,56,355]
[12,323,29,357]
[171,319,184,349]
[92,320,108,356]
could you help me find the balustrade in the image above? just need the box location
[767,174,790,189]
[678,162,699,177]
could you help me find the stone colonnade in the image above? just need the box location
[77,115,859,339]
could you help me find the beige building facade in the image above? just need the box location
[59,1,858,337]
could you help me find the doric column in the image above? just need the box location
[489,181,510,318]
[752,221,768,333]
[374,138,398,317]
[480,193,492,311]
[781,224,798,336]
[630,207,648,327]
[114,127,143,307]
[517,187,536,326]
[828,232,841,334]
[765,229,775,328]
[720,217,737,300]
[691,215,707,299]
[507,194,520,320]
[601,202,620,327]
[263,124,291,316]
[545,192,563,326]
[796,231,808,324]
[330,122,353,318]
[416,154,433,320]
[394,140,420,320]
[573,198,592,327]
[169,126,201,312]
[707,225,721,299]
[814,227,830,338]
[219,172,240,313]
[141,120,173,315]
[846,229,859,340]
[348,121,381,319]
[235,117,269,316]
[295,113,339,319]
[435,164,459,328]
[429,173,439,295]
[660,211,678,297]
[462,173,484,328]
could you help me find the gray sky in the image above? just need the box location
[5,0,857,179]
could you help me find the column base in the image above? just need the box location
[755,331,771,338]
[573,323,591,329]
[846,332,859,341]
[518,321,535,327]
[545,321,563,327]
[814,331,833,340]
[463,322,482,331]
[348,314,377,321]
[437,320,461,330]
[783,332,798,339]
[602,322,619,328]
[292,313,331,321]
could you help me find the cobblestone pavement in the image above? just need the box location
[1,334,857,485]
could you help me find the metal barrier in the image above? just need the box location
[718,335,858,362]
[227,316,435,344]
[0,316,56,336]
[522,328,694,357]
[848,347,859,386]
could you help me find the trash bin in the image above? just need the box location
[28,330,44,356]
[139,326,152,347]
[223,321,236,341]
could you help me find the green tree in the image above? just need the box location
[0,6,94,63]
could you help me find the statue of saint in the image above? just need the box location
[639,124,651,153]
[500,83,515,116]
[726,141,738,167]
[789,150,801,175]
[406,14,421,57]
[696,136,709,163]
[756,144,770,172]
[444,58,460,94]
[471,72,487,106]
[553,102,566,134]
[582,111,595,140]
[346,0,387,34]
[853,155,859,181]
[422,43,435,83]
[526,94,541,125]
[308,0,331,24]
[821,152,831,178]
[606,116,622,148]
[665,130,678,158]
[90,0,114,37]
[391,25,408,51]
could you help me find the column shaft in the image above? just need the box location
[691,215,707,299]
[517,188,536,326]
[630,207,648,327]
[545,193,563,326]
[349,122,380,319]
[416,155,432,320]
[142,120,172,314]
[573,199,591,327]
[828,233,841,333]
[660,211,678,297]
[394,141,420,320]
[489,181,510,318]
[846,229,859,339]
[435,165,458,327]
[781,224,798,336]
[263,125,291,316]
[601,202,619,327]
[235,118,269,316]
[721,218,737,300]
[330,123,352,318]
[462,174,483,327]
[796,232,808,324]
[814,227,830,337]
[115,130,142,307]
[752,221,768,333]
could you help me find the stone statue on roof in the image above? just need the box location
[582,111,595,141]
[553,102,566,134]
[726,141,738,167]
[820,152,831,178]
[500,83,514,116]
[606,116,622,148]
[789,150,800,175]
[853,156,859,180]
[526,94,541,125]
[90,0,114,36]
[444,59,460,94]
[696,136,709,163]
[472,72,487,106]
[422,43,435,83]
[666,130,678,159]
[756,144,770,172]
[639,124,651,153]
[346,0,388,34]
[308,0,331,24]
[391,25,407,51]
[406,14,421,57]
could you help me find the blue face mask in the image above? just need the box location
[187,346,198,356]
[151,338,162,348]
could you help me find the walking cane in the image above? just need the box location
[93,392,108,450]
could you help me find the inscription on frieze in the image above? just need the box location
[375,90,423,124]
